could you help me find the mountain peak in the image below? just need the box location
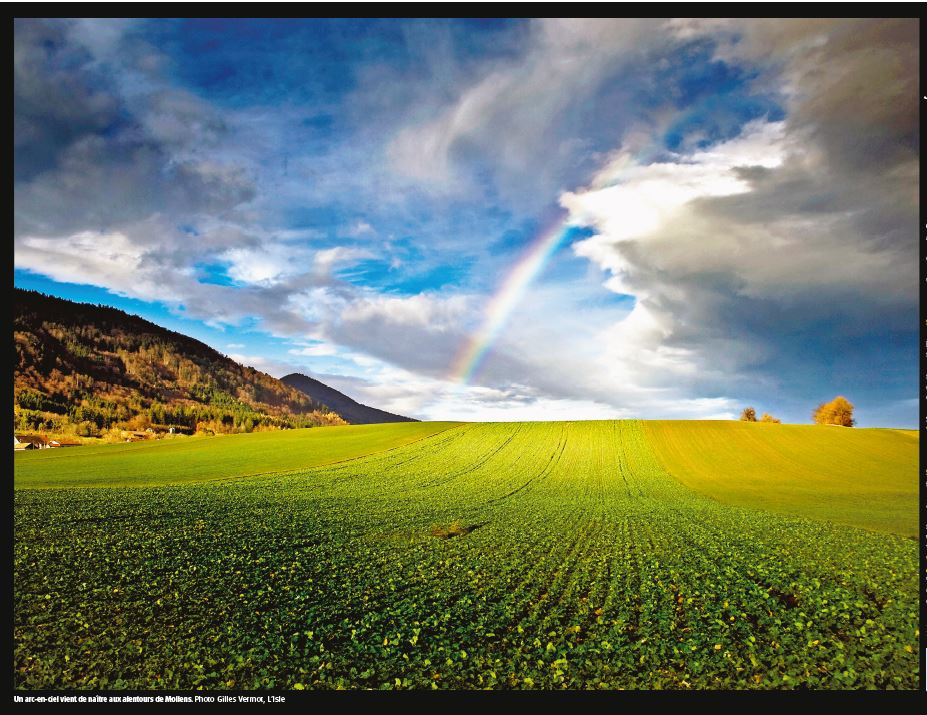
[281,373,416,425]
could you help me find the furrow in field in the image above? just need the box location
[486,424,568,505]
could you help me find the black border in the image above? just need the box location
[919,10,926,698]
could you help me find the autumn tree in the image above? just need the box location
[812,396,855,427]
[739,407,757,422]
[760,413,781,423]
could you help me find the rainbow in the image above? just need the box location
[452,219,571,384]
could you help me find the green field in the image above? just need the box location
[644,421,918,536]
[14,421,918,689]
[13,422,459,488]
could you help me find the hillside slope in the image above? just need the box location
[13,288,343,436]
[643,420,917,536]
[282,372,416,424]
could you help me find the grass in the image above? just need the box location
[643,421,917,537]
[13,422,461,488]
[14,420,917,689]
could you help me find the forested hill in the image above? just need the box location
[13,288,345,437]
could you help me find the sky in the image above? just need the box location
[13,18,919,426]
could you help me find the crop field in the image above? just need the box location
[14,421,918,689]
[643,421,918,536]
[13,422,458,489]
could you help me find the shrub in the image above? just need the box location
[760,413,781,423]
[74,420,99,437]
[739,407,757,422]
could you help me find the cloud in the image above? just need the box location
[565,119,786,265]
[560,19,917,417]
[316,292,512,378]
[288,342,339,358]
[313,246,376,272]
[340,293,469,330]
[223,243,315,286]
[17,230,159,300]
[13,19,120,180]
[310,362,741,423]
[386,18,666,206]
[14,19,257,253]
[345,220,376,238]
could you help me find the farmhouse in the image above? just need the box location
[14,435,47,450]
[122,430,154,442]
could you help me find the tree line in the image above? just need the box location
[739,396,855,426]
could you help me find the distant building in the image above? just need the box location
[122,431,152,442]
[14,435,47,450]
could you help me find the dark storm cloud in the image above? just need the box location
[14,18,257,250]
[569,19,918,424]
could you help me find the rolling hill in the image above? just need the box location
[282,372,416,424]
[643,420,918,536]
